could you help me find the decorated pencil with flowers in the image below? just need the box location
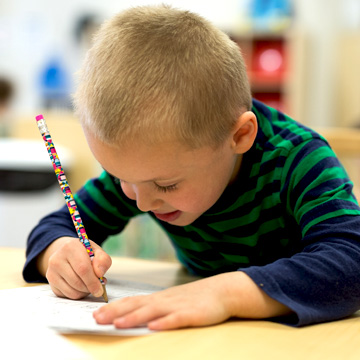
[35,114,108,302]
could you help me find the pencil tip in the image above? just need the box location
[102,284,108,303]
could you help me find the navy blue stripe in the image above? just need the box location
[93,177,140,217]
[254,227,300,264]
[78,185,132,227]
[272,124,308,147]
[100,174,141,215]
[300,199,360,229]
[203,181,280,223]
[282,140,330,196]
[258,156,286,177]
[223,203,284,238]
[252,98,273,119]
[173,246,229,262]
[292,120,320,140]
[301,179,353,204]
[277,111,286,121]
[288,157,348,211]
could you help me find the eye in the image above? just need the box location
[154,183,178,193]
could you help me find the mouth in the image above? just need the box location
[152,210,182,222]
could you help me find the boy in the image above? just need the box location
[24,5,360,330]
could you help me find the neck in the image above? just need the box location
[229,154,243,185]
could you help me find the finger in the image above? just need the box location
[113,304,166,328]
[49,284,66,298]
[47,250,92,296]
[49,276,89,300]
[90,241,112,278]
[148,307,227,330]
[46,258,84,293]
[70,258,104,298]
[93,295,147,324]
[62,263,89,294]
[148,311,195,330]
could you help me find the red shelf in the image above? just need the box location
[234,35,289,113]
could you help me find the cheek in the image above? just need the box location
[171,188,216,213]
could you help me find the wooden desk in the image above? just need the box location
[2,247,360,360]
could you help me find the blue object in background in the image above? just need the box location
[39,57,71,110]
[248,0,293,31]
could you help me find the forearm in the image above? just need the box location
[241,217,360,326]
[217,271,292,319]
[93,269,292,330]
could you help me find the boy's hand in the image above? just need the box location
[93,271,291,330]
[37,237,112,300]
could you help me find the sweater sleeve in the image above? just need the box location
[242,139,360,326]
[23,171,142,283]
[242,215,360,326]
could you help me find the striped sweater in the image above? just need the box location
[24,100,360,326]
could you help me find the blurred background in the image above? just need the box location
[1,0,360,260]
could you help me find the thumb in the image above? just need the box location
[90,240,112,278]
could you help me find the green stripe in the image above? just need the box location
[96,171,141,215]
[296,183,353,221]
[205,167,280,217]
[281,141,314,190]
[220,253,250,264]
[294,166,348,210]
[209,193,277,232]
[170,233,211,251]
[302,209,360,236]
[186,217,283,247]
[176,247,231,269]
[74,195,120,230]
[81,183,133,221]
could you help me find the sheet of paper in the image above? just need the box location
[1,317,93,360]
[0,279,163,336]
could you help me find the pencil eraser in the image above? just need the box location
[36,114,44,121]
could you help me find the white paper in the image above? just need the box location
[0,280,163,336]
[0,317,93,360]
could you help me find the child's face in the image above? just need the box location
[85,131,242,226]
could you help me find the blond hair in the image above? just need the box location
[74,4,252,149]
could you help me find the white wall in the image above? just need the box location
[293,0,342,126]
[0,0,244,114]
[1,0,359,126]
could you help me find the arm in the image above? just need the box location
[94,270,292,330]
[23,204,80,283]
[242,215,360,326]
[241,140,360,326]
[23,171,142,287]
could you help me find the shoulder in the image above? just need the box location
[252,99,332,158]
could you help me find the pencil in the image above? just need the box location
[35,114,108,302]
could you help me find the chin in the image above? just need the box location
[169,214,201,227]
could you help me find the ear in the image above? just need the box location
[230,111,258,154]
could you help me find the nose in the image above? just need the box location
[133,184,162,212]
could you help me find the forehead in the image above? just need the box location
[86,130,222,182]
